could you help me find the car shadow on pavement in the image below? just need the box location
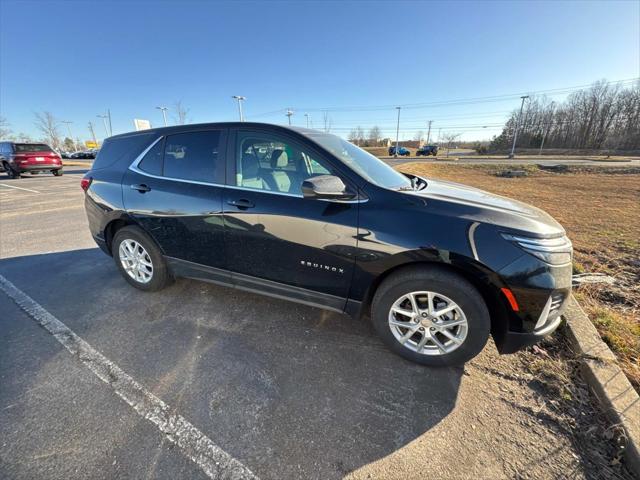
[0,248,463,480]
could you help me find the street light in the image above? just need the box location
[509,95,529,158]
[156,106,169,126]
[61,121,73,140]
[394,107,401,157]
[232,96,246,122]
[96,114,110,137]
[304,113,310,128]
[286,109,294,125]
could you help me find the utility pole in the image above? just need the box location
[286,109,293,125]
[61,121,73,140]
[394,106,401,157]
[88,122,97,145]
[97,114,110,137]
[232,96,246,122]
[156,106,169,126]
[107,109,113,136]
[509,95,529,158]
[426,120,433,144]
[304,113,309,128]
[539,102,555,156]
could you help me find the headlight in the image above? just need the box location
[501,233,572,266]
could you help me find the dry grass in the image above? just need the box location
[396,162,640,389]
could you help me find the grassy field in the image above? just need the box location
[396,162,640,389]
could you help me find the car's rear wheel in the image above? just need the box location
[3,162,17,179]
[371,267,490,366]
[52,169,63,176]
[112,226,173,291]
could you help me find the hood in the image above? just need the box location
[408,177,565,237]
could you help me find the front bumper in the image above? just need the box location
[493,252,572,353]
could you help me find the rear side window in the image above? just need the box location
[93,133,156,171]
[137,139,164,176]
[163,131,222,183]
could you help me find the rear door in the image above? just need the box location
[122,128,228,272]
[222,128,359,309]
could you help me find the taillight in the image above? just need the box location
[81,176,93,192]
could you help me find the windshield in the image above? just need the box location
[307,133,412,190]
[14,144,53,152]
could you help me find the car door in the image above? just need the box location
[222,128,359,310]
[122,128,228,276]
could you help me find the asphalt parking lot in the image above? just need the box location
[0,169,619,479]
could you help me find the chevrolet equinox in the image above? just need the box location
[83,123,572,366]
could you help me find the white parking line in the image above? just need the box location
[0,274,259,480]
[0,183,40,193]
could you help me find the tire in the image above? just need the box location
[371,267,490,366]
[4,162,17,179]
[52,169,63,176]
[112,226,173,292]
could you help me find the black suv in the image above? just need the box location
[83,123,572,366]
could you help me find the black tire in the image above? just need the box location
[371,267,490,366]
[112,225,173,292]
[52,169,63,176]
[3,162,17,179]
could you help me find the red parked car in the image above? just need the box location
[0,142,63,178]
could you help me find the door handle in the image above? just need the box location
[227,199,255,209]
[131,184,151,193]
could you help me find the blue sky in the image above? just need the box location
[1,0,638,142]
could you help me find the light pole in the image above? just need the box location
[509,95,529,158]
[107,109,113,136]
[87,122,97,145]
[156,106,169,126]
[97,114,109,138]
[394,107,401,157]
[426,120,433,145]
[304,113,309,128]
[61,121,73,140]
[286,109,294,125]
[232,96,246,122]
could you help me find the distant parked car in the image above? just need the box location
[388,146,410,156]
[416,145,439,156]
[70,151,96,159]
[0,142,63,178]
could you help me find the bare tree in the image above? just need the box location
[33,111,62,149]
[368,126,381,146]
[490,80,640,152]
[441,132,461,157]
[173,100,190,125]
[413,130,424,143]
[0,116,11,139]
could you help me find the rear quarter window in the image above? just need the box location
[92,133,157,171]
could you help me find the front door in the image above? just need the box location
[122,128,228,270]
[223,129,359,308]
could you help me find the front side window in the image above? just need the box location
[163,131,222,183]
[307,133,412,190]
[235,132,335,195]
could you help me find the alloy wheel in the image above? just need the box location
[118,239,153,284]
[388,291,468,355]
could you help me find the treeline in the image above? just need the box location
[490,80,640,151]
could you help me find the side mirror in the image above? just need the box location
[301,175,356,200]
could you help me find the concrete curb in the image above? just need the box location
[563,295,640,475]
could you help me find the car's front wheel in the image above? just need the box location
[371,267,490,366]
[112,226,173,291]
[52,169,63,176]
